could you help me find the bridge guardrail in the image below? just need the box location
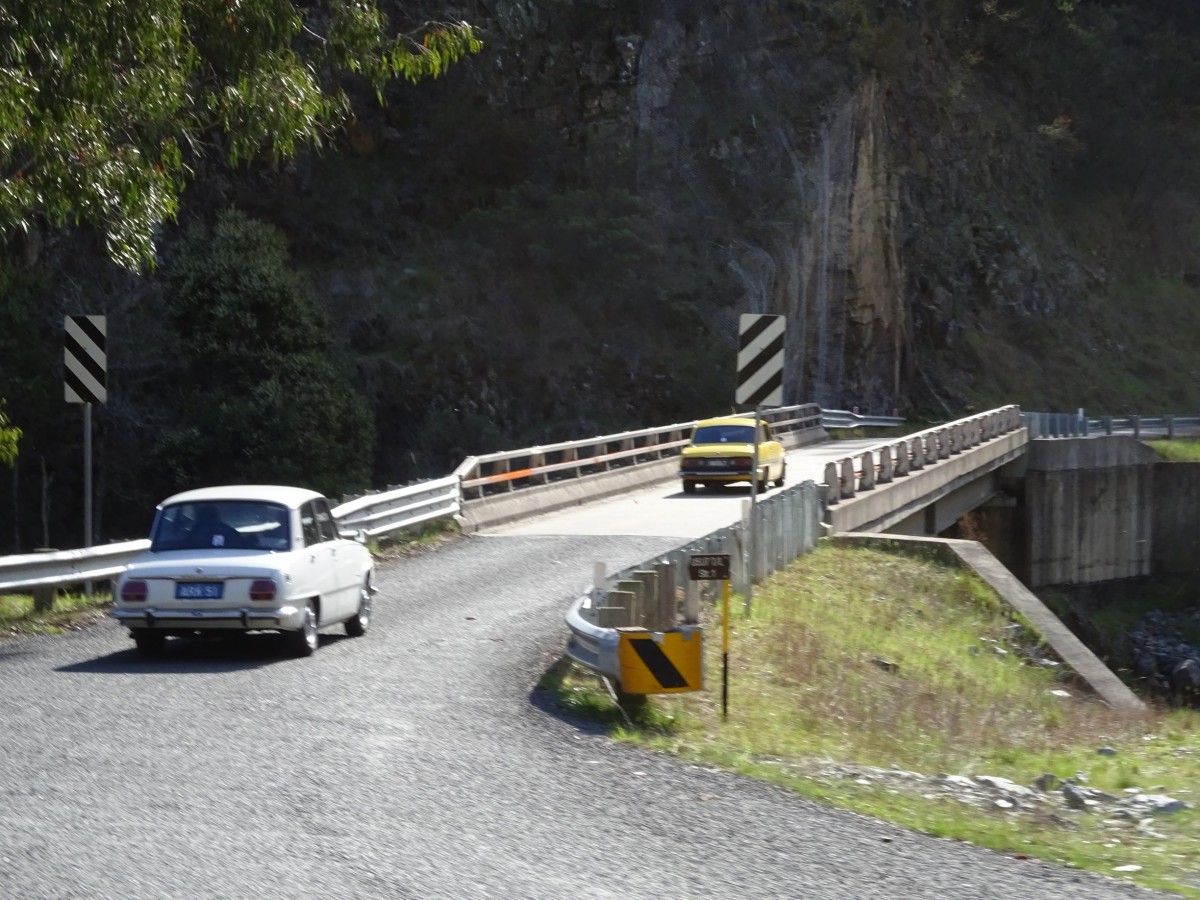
[820,410,905,429]
[454,404,825,499]
[821,405,1025,505]
[0,403,897,594]
[565,481,823,686]
[331,475,460,539]
[1025,412,1200,439]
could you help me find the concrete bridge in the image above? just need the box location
[820,407,1028,538]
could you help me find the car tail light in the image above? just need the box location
[249,579,277,601]
[681,459,702,470]
[121,580,148,602]
[733,457,751,467]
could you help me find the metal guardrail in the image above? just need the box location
[822,405,1024,504]
[820,409,906,429]
[330,475,459,539]
[0,403,892,595]
[0,540,151,593]
[565,481,823,684]
[453,404,826,499]
[1024,412,1200,440]
[0,478,459,594]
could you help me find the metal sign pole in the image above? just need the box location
[745,404,761,616]
[84,402,93,600]
[64,314,107,603]
[722,579,731,719]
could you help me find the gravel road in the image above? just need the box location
[0,533,1171,899]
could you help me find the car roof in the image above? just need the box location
[695,416,756,427]
[157,485,325,509]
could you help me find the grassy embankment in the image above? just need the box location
[0,589,112,637]
[543,542,1200,897]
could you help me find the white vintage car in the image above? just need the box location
[112,485,375,657]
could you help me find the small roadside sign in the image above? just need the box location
[688,554,730,582]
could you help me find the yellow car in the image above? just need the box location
[678,416,786,494]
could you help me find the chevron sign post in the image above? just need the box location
[736,314,785,617]
[64,315,107,568]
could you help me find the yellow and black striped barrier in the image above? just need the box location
[616,626,703,694]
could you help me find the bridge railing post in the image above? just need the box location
[877,447,893,484]
[839,458,856,499]
[909,437,925,470]
[893,441,909,477]
[858,452,876,490]
[823,462,840,505]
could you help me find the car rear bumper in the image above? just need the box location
[112,605,307,631]
[680,471,755,481]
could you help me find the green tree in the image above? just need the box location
[0,399,19,466]
[0,2,480,269]
[154,209,374,497]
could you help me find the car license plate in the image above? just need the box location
[706,459,729,468]
[175,582,224,600]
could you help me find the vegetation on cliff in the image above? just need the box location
[4,1,1200,548]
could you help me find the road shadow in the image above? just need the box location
[667,485,755,499]
[529,655,645,738]
[56,631,348,674]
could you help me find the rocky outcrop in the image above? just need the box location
[811,761,1191,833]
[1130,609,1200,703]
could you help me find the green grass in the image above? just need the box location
[543,544,1200,897]
[0,588,113,636]
[1151,439,1200,463]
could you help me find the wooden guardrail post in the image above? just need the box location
[632,570,659,629]
[655,562,676,630]
[616,579,645,627]
[598,592,632,628]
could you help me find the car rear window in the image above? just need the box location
[692,424,756,444]
[150,501,291,552]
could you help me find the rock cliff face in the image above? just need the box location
[369,0,1198,418]
[590,0,910,409]
[11,0,1200,546]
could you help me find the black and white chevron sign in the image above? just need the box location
[64,315,107,404]
[736,314,785,406]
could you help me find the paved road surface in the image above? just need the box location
[491,438,880,538]
[0,525,1166,899]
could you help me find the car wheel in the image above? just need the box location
[682,481,697,495]
[774,464,786,488]
[288,600,319,657]
[344,576,372,637]
[757,469,770,493]
[132,630,166,657]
